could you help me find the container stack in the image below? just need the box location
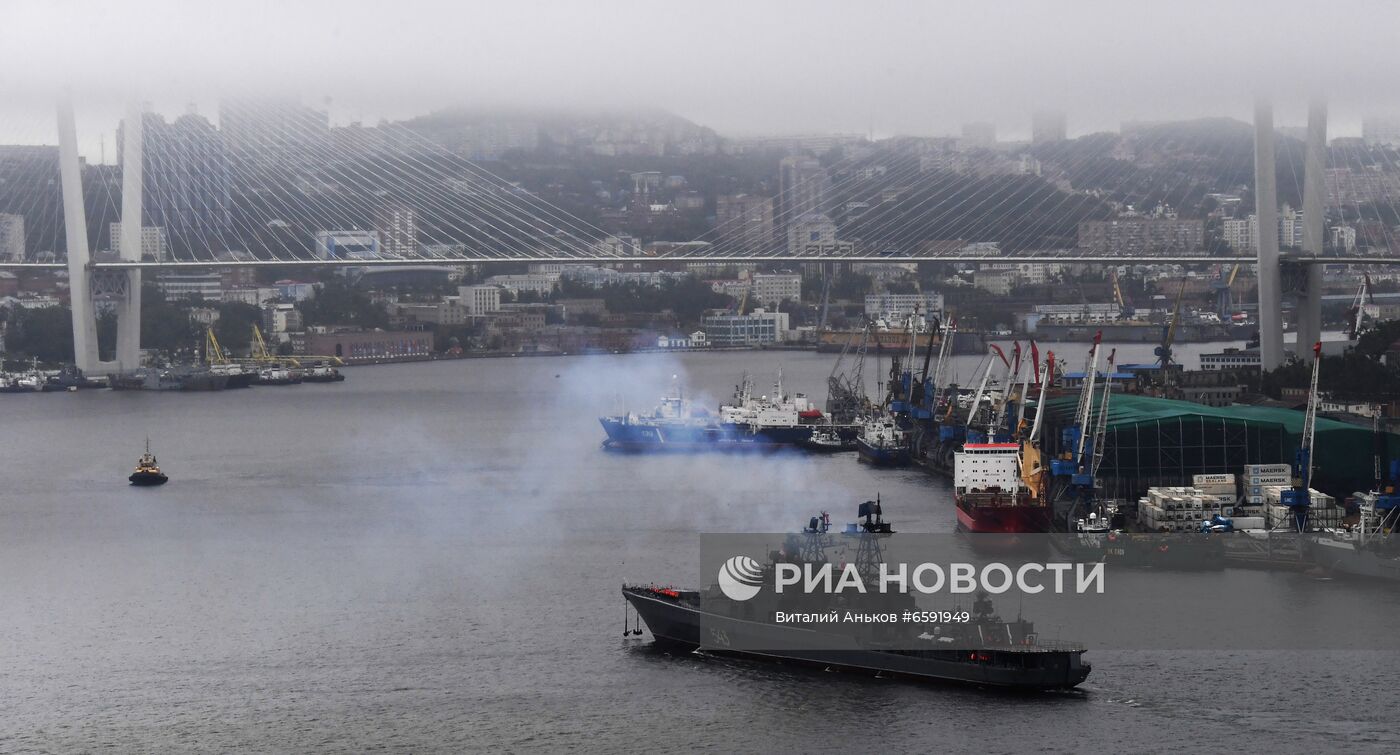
[1260,485,1341,529]
[1242,464,1291,506]
[1138,479,1237,532]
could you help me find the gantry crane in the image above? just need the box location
[1280,341,1323,531]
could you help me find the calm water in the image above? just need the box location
[1,345,1396,753]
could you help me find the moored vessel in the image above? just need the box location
[301,361,346,383]
[954,443,1052,533]
[855,416,911,466]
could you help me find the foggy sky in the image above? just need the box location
[3,0,1399,155]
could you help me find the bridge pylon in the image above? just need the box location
[1256,98,1327,371]
[56,98,143,375]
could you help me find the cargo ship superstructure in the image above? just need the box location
[952,349,1054,534]
[719,371,855,445]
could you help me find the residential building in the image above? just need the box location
[1330,225,1357,251]
[701,308,790,345]
[1222,206,1309,251]
[750,273,802,307]
[375,202,418,257]
[108,222,169,261]
[986,261,1057,285]
[972,268,1016,295]
[715,194,775,253]
[275,281,316,301]
[1077,217,1205,254]
[1222,217,1254,251]
[262,302,304,333]
[395,298,468,326]
[1279,204,1305,248]
[458,284,502,315]
[484,274,558,296]
[864,293,944,318]
[156,271,223,301]
[0,213,23,260]
[786,213,851,257]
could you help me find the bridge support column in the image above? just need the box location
[1296,100,1327,358]
[115,102,143,371]
[57,98,101,373]
[1254,100,1285,370]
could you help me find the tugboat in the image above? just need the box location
[128,440,169,486]
[621,501,1091,690]
[800,427,854,453]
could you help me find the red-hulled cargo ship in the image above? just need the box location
[953,443,1051,533]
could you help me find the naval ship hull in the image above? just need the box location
[622,587,1090,690]
[601,417,859,451]
[1307,537,1400,582]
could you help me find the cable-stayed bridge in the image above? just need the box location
[1,97,1399,373]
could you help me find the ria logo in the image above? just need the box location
[717,555,764,601]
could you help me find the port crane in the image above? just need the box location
[1365,408,1400,542]
[1345,274,1374,339]
[204,327,231,365]
[826,319,871,422]
[1212,264,1240,320]
[204,325,344,368]
[1017,351,1055,502]
[1154,277,1188,371]
[964,344,1009,443]
[1051,333,1114,523]
[988,341,1022,442]
[1280,341,1322,531]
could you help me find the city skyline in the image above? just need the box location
[3,0,1398,156]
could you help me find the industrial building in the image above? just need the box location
[1040,394,1400,501]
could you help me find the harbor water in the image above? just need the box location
[2,344,1397,752]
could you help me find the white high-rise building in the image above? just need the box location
[1222,217,1254,251]
[376,203,418,258]
[108,222,168,261]
[750,273,802,307]
[458,284,502,315]
[0,213,23,260]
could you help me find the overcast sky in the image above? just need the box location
[3,0,1398,157]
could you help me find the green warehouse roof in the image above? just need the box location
[1039,394,1400,499]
